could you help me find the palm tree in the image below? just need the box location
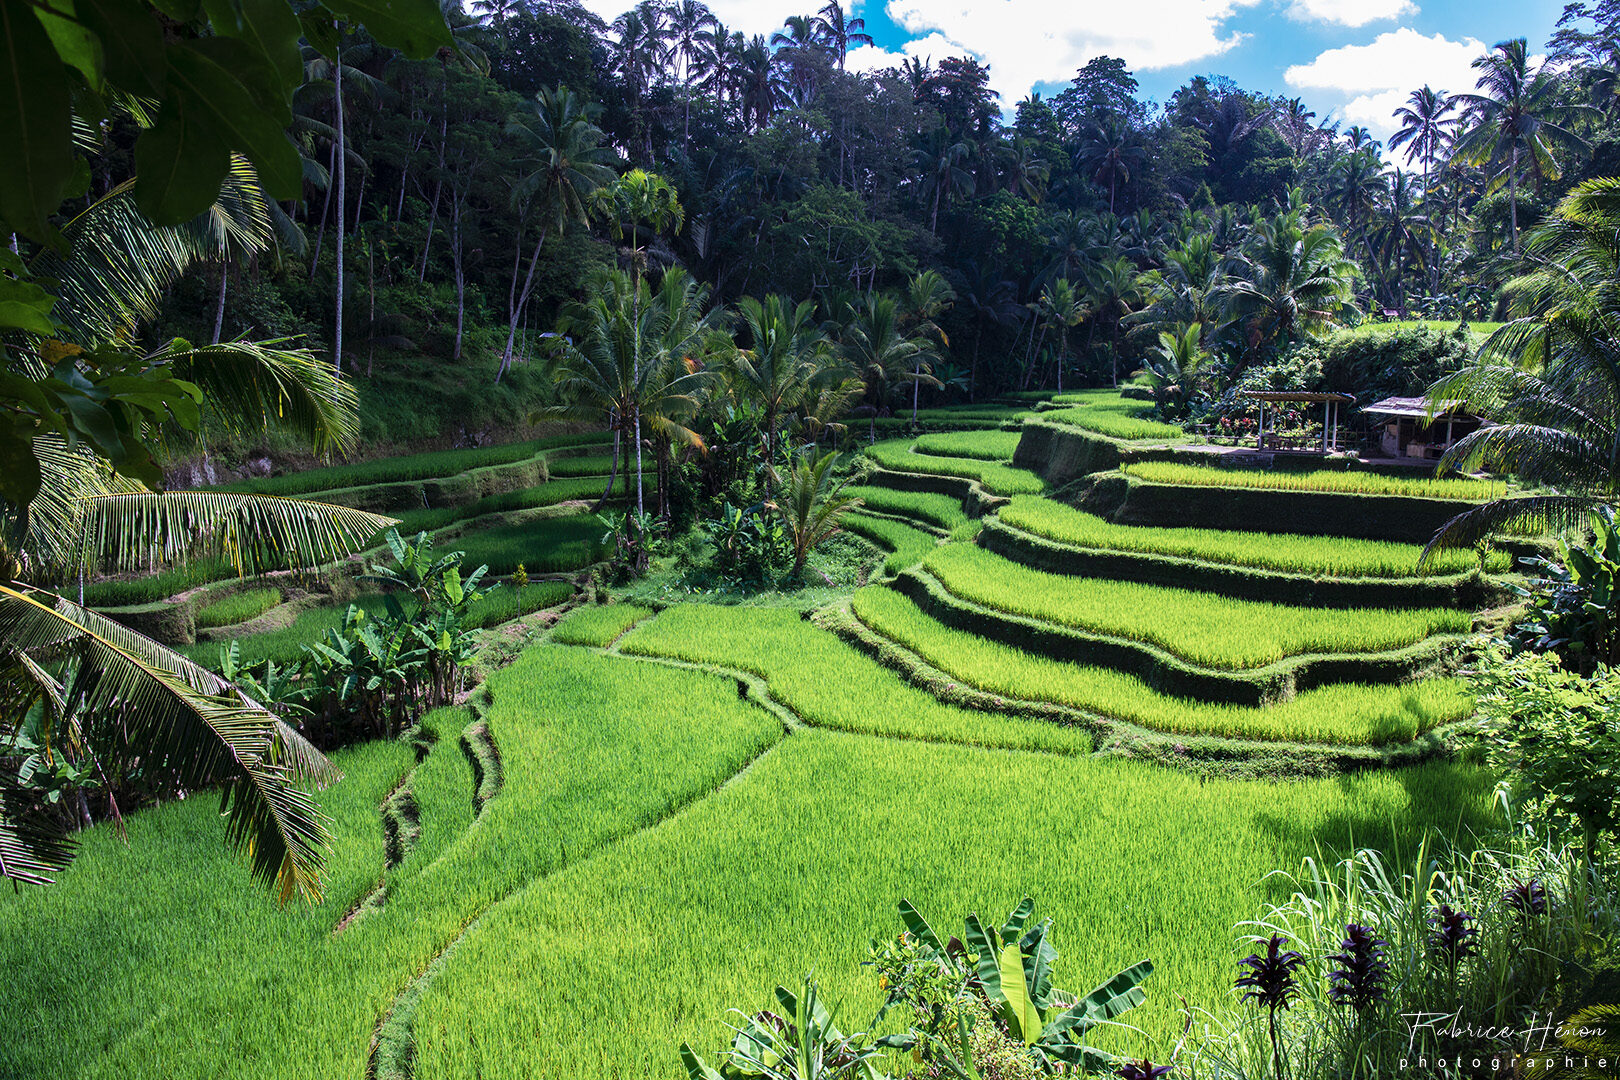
[611,2,669,160]
[1134,323,1210,418]
[666,0,717,146]
[1389,86,1458,295]
[735,34,786,132]
[770,15,825,107]
[1371,171,1432,310]
[731,294,826,460]
[500,84,619,382]
[3,172,395,897]
[914,128,974,234]
[960,260,1021,400]
[769,450,862,579]
[1036,277,1087,391]
[1075,116,1145,214]
[1421,177,1620,557]
[811,1,872,70]
[1324,148,1385,266]
[1218,215,1358,365]
[904,270,955,419]
[1453,38,1592,255]
[1086,255,1144,387]
[840,293,927,439]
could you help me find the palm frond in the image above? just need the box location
[1420,495,1607,564]
[0,586,337,898]
[0,773,76,887]
[82,491,396,578]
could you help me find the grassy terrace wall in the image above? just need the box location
[1077,473,1472,544]
[889,568,1464,706]
[978,519,1507,610]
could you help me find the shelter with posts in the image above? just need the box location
[1362,397,1485,460]
[1238,391,1356,454]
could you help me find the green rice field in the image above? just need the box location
[439,514,605,576]
[841,512,942,575]
[1123,461,1505,500]
[865,439,1046,495]
[921,545,1470,668]
[851,586,1469,744]
[843,485,969,530]
[549,602,654,646]
[997,496,1510,578]
[1042,391,1186,441]
[911,429,1022,461]
[195,586,283,629]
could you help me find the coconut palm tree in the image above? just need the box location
[1086,255,1144,387]
[1218,216,1358,365]
[731,295,827,460]
[666,0,717,146]
[1422,177,1620,556]
[1134,322,1210,419]
[903,270,955,420]
[769,450,862,579]
[914,128,975,234]
[2,166,395,897]
[500,84,620,382]
[811,1,873,70]
[840,293,928,439]
[1036,277,1087,392]
[1075,116,1145,214]
[1452,38,1592,255]
[1389,86,1458,294]
[735,34,786,132]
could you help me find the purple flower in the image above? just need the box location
[1327,924,1389,1016]
[1236,934,1306,1012]
[1502,877,1549,916]
[1117,1058,1173,1080]
[1429,905,1479,964]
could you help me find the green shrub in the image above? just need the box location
[852,585,1469,744]
[1123,461,1504,501]
[195,587,282,629]
[998,496,1509,578]
[922,545,1470,669]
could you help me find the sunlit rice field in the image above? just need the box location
[843,485,969,530]
[851,585,1470,744]
[841,513,943,576]
[911,429,1022,461]
[1042,393,1185,441]
[997,496,1510,577]
[865,440,1046,495]
[1122,461,1504,500]
[921,545,1470,668]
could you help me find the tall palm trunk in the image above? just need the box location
[211,262,227,344]
[634,408,645,518]
[1508,142,1520,255]
[333,29,346,375]
[499,227,548,383]
[594,423,621,512]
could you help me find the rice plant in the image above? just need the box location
[997,496,1510,578]
[440,515,605,576]
[543,454,620,478]
[393,474,641,534]
[864,440,1046,495]
[851,586,1471,745]
[83,556,237,606]
[842,486,968,531]
[405,728,1494,1080]
[911,430,1022,461]
[473,581,576,626]
[1123,462,1504,501]
[550,603,653,646]
[1042,392,1185,441]
[841,513,942,576]
[922,545,1471,669]
[195,586,283,629]
[619,604,1096,754]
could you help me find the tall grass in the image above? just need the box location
[408,729,1494,1079]
[1043,391,1185,441]
[851,586,1471,744]
[195,587,283,629]
[842,486,968,531]
[620,605,1096,755]
[865,440,1046,495]
[923,545,1470,669]
[215,432,606,497]
[549,603,654,646]
[1123,462,1503,500]
[841,513,942,576]
[997,496,1510,578]
[911,430,1022,461]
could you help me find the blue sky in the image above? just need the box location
[583,0,1567,142]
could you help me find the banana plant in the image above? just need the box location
[680,975,890,1080]
[894,897,1154,1074]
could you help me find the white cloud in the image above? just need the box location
[1284,28,1486,140]
[883,0,1262,106]
[845,43,912,73]
[1286,0,1415,29]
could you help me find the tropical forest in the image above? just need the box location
[2,0,1619,1076]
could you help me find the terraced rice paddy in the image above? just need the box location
[439,514,604,575]
[998,496,1510,578]
[911,429,1022,461]
[843,486,968,531]
[865,439,1046,495]
[549,602,653,646]
[851,586,1470,744]
[840,513,942,575]
[921,545,1469,668]
[393,474,640,534]
[1042,391,1185,441]
[1123,461,1504,500]
[195,587,283,629]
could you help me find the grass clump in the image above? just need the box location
[922,545,1470,668]
[864,440,1045,495]
[852,586,1470,745]
[842,486,967,531]
[619,605,1095,755]
[998,496,1510,578]
[1123,461,1505,501]
[841,513,941,576]
[195,587,283,629]
[911,429,1021,461]
[550,603,653,646]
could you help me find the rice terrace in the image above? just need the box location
[2,1,1619,1079]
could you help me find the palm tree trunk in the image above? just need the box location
[309,139,336,283]
[1508,142,1520,255]
[634,408,645,518]
[211,262,227,344]
[594,425,621,512]
[333,29,345,375]
[911,363,920,424]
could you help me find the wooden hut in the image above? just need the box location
[1362,397,1485,460]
